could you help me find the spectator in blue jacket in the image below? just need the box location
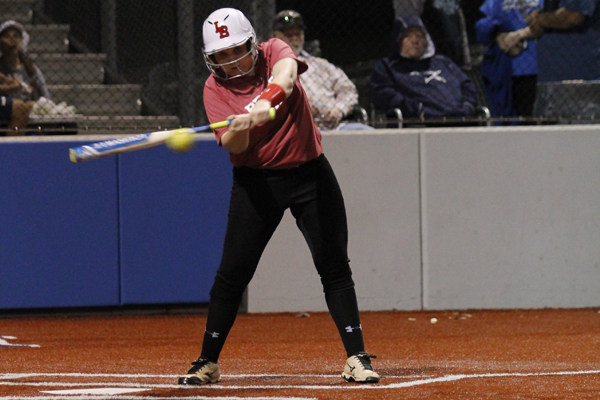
[476,0,541,119]
[369,16,478,122]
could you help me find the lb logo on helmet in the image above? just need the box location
[214,22,229,39]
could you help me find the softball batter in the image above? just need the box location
[178,7,379,385]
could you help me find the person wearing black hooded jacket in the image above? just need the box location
[369,16,478,122]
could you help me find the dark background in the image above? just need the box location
[42,0,485,84]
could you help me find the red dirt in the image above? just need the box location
[2,308,600,399]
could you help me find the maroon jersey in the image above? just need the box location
[203,38,323,169]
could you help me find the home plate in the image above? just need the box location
[41,388,150,395]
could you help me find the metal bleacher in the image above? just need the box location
[3,0,181,134]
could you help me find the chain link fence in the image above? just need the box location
[0,0,598,135]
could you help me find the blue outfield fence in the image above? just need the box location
[0,138,231,309]
[3,126,600,312]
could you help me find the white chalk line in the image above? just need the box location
[384,370,600,389]
[0,373,345,379]
[1,370,600,391]
[0,373,425,380]
[2,398,316,400]
[0,336,40,348]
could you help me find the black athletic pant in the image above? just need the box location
[200,154,365,362]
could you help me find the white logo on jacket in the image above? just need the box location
[410,70,447,84]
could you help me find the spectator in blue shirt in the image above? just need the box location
[527,0,600,82]
[476,0,542,119]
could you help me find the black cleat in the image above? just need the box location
[178,357,221,385]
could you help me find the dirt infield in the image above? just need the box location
[2,308,600,399]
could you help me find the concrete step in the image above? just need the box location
[26,25,70,54]
[0,0,35,24]
[48,84,142,116]
[30,53,106,85]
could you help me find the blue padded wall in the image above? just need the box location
[118,139,231,305]
[0,142,120,309]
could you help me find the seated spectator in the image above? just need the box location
[393,0,470,69]
[0,89,32,134]
[0,20,50,100]
[476,0,541,120]
[369,16,478,123]
[526,0,600,82]
[271,10,372,130]
[0,20,50,134]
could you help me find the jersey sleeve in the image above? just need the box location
[265,38,308,75]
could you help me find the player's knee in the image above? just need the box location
[320,265,355,294]
[210,274,247,305]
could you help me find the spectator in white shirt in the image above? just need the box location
[271,10,371,130]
